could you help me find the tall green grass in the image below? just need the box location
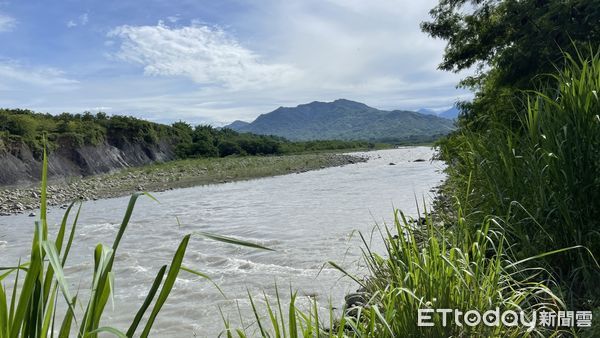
[439,49,600,305]
[0,146,271,337]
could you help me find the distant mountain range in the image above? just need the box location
[418,106,460,119]
[225,99,455,143]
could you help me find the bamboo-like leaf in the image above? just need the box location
[288,291,298,338]
[327,261,365,286]
[42,241,73,304]
[126,265,166,338]
[61,202,82,267]
[86,326,127,337]
[58,296,77,338]
[10,247,42,337]
[140,234,191,338]
[194,231,275,251]
[8,258,21,329]
[181,266,226,298]
[40,141,48,233]
[40,284,58,338]
[247,290,266,337]
[0,285,8,338]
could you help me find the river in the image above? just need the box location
[0,147,445,337]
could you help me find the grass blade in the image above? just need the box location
[126,265,167,337]
[140,234,191,337]
[194,231,274,251]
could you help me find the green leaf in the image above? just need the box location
[181,266,226,298]
[140,234,191,338]
[194,231,275,251]
[86,326,127,338]
[126,265,166,338]
[58,296,77,338]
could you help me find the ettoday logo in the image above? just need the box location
[417,308,592,331]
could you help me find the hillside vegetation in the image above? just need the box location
[0,109,383,185]
[0,109,377,160]
[227,99,455,142]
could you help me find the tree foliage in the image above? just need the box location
[421,0,600,89]
[0,109,379,159]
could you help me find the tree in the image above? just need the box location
[218,140,244,157]
[421,0,600,89]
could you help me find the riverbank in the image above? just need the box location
[0,152,366,216]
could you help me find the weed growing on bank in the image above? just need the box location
[439,50,600,306]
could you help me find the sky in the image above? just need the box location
[0,0,472,125]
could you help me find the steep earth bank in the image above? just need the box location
[0,137,175,186]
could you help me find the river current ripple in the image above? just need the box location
[0,147,445,337]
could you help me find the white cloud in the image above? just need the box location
[6,1,472,124]
[256,0,455,85]
[0,61,78,88]
[0,61,80,110]
[0,13,16,32]
[80,13,89,25]
[108,22,301,89]
[66,12,89,28]
[102,1,472,123]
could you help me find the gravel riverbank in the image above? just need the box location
[0,153,366,216]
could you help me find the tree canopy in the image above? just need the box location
[0,109,378,159]
[421,0,600,89]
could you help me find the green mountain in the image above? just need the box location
[226,99,455,143]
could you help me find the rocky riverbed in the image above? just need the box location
[0,153,366,216]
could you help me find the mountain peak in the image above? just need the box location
[331,98,370,108]
[225,120,250,129]
[225,99,455,142]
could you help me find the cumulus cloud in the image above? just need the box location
[0,13,16,32]
[108,22,301,89]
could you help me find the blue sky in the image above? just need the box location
[0,0,472,125]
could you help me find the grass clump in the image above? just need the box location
[352,210,561,337]
[439,49,600,306]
